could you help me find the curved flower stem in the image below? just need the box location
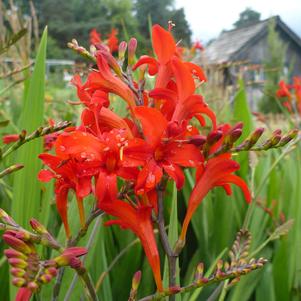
[137,259,266,301]
[52,267,66,301]
[157,183,177,301]
[52,209,104,301]
[76,267,99,301]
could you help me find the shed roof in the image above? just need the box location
[204,16,301,64]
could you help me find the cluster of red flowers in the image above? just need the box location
[276,77,301,115]
[38,25,251,291]
[89,28,119,53]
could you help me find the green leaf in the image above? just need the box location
[233,78,254,177]
[9,27,47,299]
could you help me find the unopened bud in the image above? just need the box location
[19,130,26,141]
[98,50,122,77]
[3,234,32,254]
[30,218,47,234]
[278,129,299,147]
[207,130,223,145]
[249,127,265,146]
[132,270,141,291]
[118,41,127,61]
[45,267,58,277]
[28,281,39,292]
[128,38,137,66]
[0,208,18,226]
[39,274,53,284]
[189,135,206,147]
[4,249,27,260]
[194,262,204,282]
[54,247,87,267]
[12,277,26,287]
[10,268,26,277]
[8,258,28,269]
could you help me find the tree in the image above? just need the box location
[233,8,261,28]
[135,0,191,49]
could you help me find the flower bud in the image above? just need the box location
[207,130,223,145]
[189,135,206,147]
[278,129,299,147]
[97,50,122,77]
[11,268,26,277]
[30,218,47,234]
[118,41,127,61]
[3,234,32,254]
[12,277,26,287]
[54,247,87,267]
[4,249,27,260]
[249,128,265,146]
[0,208,18,226]
[128,38,137,66]
[39,274,53,284]
[8,258,28,269]
[131,271,141,291]
[45,267,58,277]
[27,282,39,292]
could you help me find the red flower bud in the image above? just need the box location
[131,270,142,291]
[27,282,39,292]
[4,249,27,260]
[8,258,28,269]
[128,38,137,66]
[30,218,47,234]
[12,277,26,287]
[11,268,26,277]
[3,234,32,254]
[118,41,127,60]
[39,273,53,284]
[189,135,206,147]
[2,134,19,144]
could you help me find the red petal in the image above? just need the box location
[38,169,55,182]
[134,106,167,148]
[133,55,159,75]
[163,163,185,189]
[16,288,32,301]
[171,58,195,101]
[185,62,207,82]
[152,25,176,65]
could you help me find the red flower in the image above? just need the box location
[107,28,119,53]
[90,28,101,45]
[84,52,136,111]
[100,199,163,291]
[134,106,203,194]
[38,131,103,236]
[276,80,291,99]
[180,154,251,241]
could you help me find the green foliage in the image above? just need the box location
[233,8,261,28]
[259,18,287,113]
[135,0,191,48]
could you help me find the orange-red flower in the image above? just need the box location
[107,28,119,53]
[84,52,136,111]
[134,106,203,194]
[100,199,163,291]
[38,131,103,236]
[180,154,251,241]
[90,28,102,45]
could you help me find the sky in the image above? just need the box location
[175,0,301,43]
